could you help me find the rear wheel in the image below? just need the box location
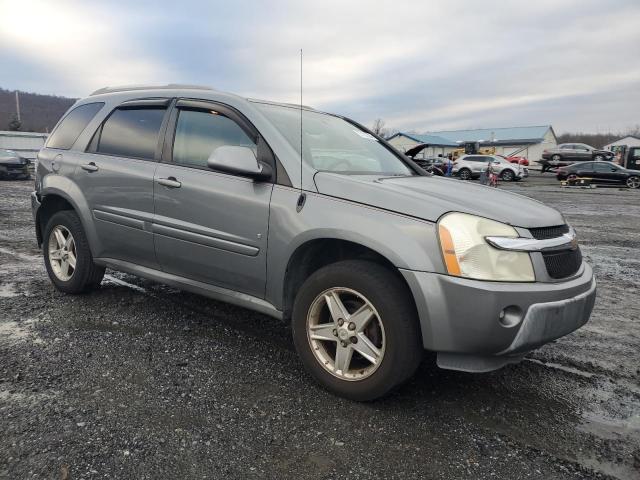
[292,260,422,401]
[43,210,105,293]
[626,176,640,189]
[458,168,472,180]
[552,154,562,164]
[593,154,604,161]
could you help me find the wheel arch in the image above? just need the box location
[36,177,99,255]
[280,237,420,328]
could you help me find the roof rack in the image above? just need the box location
[247,98,315,110]
[90,84,214,96]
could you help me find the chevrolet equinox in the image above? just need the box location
[32,85,596,400]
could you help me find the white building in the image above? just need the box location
[388,125,557,161]
[0,130,48,162]
[603,135,640,151]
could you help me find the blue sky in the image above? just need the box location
[1,0,639,133]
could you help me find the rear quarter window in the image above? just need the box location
[93,107,166,160]
[47,102,105,150]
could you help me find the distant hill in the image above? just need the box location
[0,88,76,133]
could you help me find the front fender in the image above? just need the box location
[265,186,444,310]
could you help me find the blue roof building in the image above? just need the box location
[387,125,557,162]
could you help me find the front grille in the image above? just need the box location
[529,224,569,240]
[543,247,582,279]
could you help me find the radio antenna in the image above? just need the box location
[296,48,306,212]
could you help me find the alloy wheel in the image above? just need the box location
[48,225,77,281]
[502,170,515,181]
[627,176,640,189]
[306,287,386,381]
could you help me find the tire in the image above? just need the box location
[626,176,640,189]
[291,260,422,401]
[593,154,604,161]
[43,210,105,294]
[501,169,515,182]
[551,154,561,164]
[458,168,472,180]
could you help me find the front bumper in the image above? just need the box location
[31,191,42,246]
[0,163,29,178]
[400,263,596,372]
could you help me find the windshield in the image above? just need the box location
[254,102,414,176]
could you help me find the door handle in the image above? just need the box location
[158,177,182,188]
[81,162,98,172]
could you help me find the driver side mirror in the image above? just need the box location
[207,146,272,180]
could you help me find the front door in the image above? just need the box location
[152,100,273,298]
[75,101,169,268]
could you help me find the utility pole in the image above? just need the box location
[15,90,21,121]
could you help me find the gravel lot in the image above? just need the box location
[1,175,639,480]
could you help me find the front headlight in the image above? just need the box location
[438,212,535,282]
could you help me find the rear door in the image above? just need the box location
[76,99,170,268]
[152,99,274,298]
[574,162,595,179]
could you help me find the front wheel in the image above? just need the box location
[458,168,472,180]
[43,210,105,293]
[501,169,515,182]
[292,260,422,401]
[626,176,640,189]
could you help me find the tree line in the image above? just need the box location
[0,88,76,133]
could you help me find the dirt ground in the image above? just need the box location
[1,175,639,480]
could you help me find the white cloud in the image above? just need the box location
[1,0,639,132]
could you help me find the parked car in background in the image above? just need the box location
[453,154,527,182]
[498,154,529,166]
[0,149,30,180]
[403,143,448,175]
[556,161,640,188]
[539,143,614,171]
[411,157,448,176]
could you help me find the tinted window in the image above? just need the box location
[97,107,165,160]
[593,162,615,172]
[560,144,573,149]
[172,109,255,168]
[575,163,594,171]
[47,102,104,150]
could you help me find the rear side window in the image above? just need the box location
[47,102,104,150]
[172,109,255,168]
[94,107,166,160]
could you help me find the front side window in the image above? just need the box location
[96,107,166,160]
[172,109,255,168]
[254,102,414,176]
[47,102,104,150]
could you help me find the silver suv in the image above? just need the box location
[32,85,596,400]
[453,154,526,181]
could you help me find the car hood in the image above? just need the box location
[313,173,564,228]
